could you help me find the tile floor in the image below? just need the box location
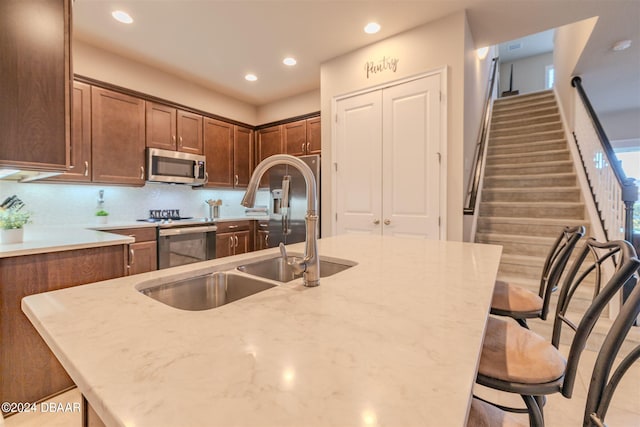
[3,345,639,426]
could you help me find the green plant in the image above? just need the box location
[0,208,31,229]
[95,210,109,217]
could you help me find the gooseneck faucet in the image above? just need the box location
[241,154,320,287]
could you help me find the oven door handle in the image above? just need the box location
[158,225,218,237]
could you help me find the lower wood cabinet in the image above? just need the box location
[215,221,251,258]
[107,227,157,275]
[0,245,127,413]
[255,220,270,251]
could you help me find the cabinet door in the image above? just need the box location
[215,232,234,258]
[284,120,307,156]
[0,245,127,409]
[91,87,146,185]
[234,126,253,187]
[234,230,251,255]
[146,102,177,150]
[0,0,70,171]
[306,116,322,155]
[49,81,91,182]
[128,241,158,275]
[177,110,203,154]
[256,230,270,251]
[256,125,282,187]
[204,118,234,187]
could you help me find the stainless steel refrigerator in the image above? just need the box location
[267,154,320,247]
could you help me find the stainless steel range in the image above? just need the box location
[139,210,216,269]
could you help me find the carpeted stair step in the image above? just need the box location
[486,149,570,165]
[491,104,559,122]
[490,121,564,138]
[491,113,562,130]
[479,201,585,219]
[476,233,556,257]
[480,187,582,203]
[488,139,567,156]
[483,173,577,189]
[489,129,566,145]
[484,160,574,176]
[476,217,589,238]
[493,90,555,108]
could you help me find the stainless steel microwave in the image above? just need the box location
[147,148,207,186]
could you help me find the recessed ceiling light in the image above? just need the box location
[245,74,258,82]
[112,10,133,24]
[283,57,297,66]
[476,47,489,60]
[364,22,381,34]
[612,39,632,51]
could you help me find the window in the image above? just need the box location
[545,65,555,89]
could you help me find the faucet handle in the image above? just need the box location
[279,242,288,259]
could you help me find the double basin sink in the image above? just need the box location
[137,253,355,311]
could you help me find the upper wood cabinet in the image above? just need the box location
[91,87,146,186]
[234,126,254,188]
[256,125,283,187]
[49,81,92,182]
[284,117,321,156]
[203,119,253,188]
[0,0,71,171]
[146,102,203,154]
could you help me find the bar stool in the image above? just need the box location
[491,225,585,328]
[468,269,640,426]
[475,238,639,426]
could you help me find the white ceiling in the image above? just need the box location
[73,0,640,114]
[498,29,555,63]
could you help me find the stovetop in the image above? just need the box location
[137,209,216,227]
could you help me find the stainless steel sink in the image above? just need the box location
[138,272,275,311]
[237,254,355,283]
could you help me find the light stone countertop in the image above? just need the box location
[22,234,502,427]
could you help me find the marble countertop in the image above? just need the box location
[0,216,268,258]
[0,225,134,258]
[22,235,502,427]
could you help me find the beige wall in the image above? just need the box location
[73,40,258,125]
[499,52,553,95]
[553,17,598,128]
[320,11,469,241]
[256,89,320,125]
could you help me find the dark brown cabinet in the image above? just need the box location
[49,81,92,182]
[107,227,158,275]
[204,120,253,188]
[215,221,251,258]
[91,87,146,185]
[255,220,270,251]
[256,125,283,187]
[0,245,127,412]
[284,117,321,156]
[146,102,203,155]
[0,0,71,172]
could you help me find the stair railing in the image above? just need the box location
[571,76,638,243]
[464,57,499,215]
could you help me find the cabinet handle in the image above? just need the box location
[179,136,183,147]
[129,247,135,266]
[307,142,311,153]
[301,142,306,153]
[228,225,238,229]
[84,161,89,177]
[384,219,391,225]
[229,236,234,250]
[234,174,239,185]
[172,135,176,143]
[140,166,145,180]
[235,235,239,247]
[265,234,269,246]
[373,219,380,225]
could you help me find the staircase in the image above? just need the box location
[475,90,639,352]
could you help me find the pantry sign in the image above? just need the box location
[364,56,400,79]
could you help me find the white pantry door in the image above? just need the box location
[335,73,442,238]
[335,91,383,234]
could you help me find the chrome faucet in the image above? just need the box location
[241,154,320,287]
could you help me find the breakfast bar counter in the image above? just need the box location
[22,234,501,427]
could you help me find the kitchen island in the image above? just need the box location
[22,234,501,427]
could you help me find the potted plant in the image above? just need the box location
[0,207,31,244]
[95,209,109,224]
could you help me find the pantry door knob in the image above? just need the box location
[384,219,391,225]
[373,219,380,225]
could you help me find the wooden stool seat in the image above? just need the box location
[491,281,543,313]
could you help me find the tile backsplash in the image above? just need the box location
[0,181,269,225]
